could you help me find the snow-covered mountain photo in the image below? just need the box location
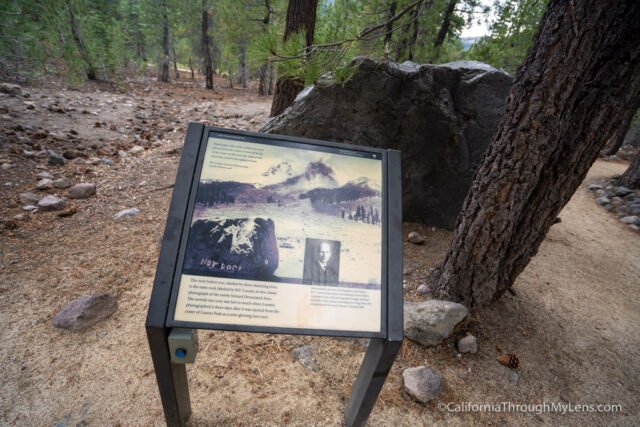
[183,136,383,288]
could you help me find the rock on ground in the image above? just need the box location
[68,183,96,199]
[36,195,66,211]
[0,83,22,96]
[262,58,512,229]
[36,178,54,190]
[407,231,425,244]
[458,334,478,353]
[114,208,140,219]
[19,192,41,205]
[291,344,319,372]
[403,366,443,403]
[404,300,468,346]
[52,294,118,331]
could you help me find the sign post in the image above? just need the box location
[146,123,403,426]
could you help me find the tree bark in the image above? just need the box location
[202,0,214,90]
[238,39,248,88]
[158,0,170,83]
[432,0,640,309]
[602,110,637,155]
[617,150,640,188]
[67,2,96,80]
[172,43,179,79]
[258,0,273,96]
[269,0,319,117]
[384,1,397,60]
[433,0,458,51]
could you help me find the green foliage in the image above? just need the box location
[467,0,548,74]
[0,0,547,87]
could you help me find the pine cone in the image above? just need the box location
[497,353,519,369]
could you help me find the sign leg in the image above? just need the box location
[147,326,192,426]
[345,338,402,427]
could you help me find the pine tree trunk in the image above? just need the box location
[384,1,397,60]
[189,58,195,80]
[238,40,248,89]
[602,111,636,156]
[432,0,640,309]
[202,0,214,90]
[617,150,640,188]
[258,0,273,96]
[268,62,275,95]
[433,0,457,54]
[158,0,170,83]
[270,0,318,117]
[172,44,179,79]
[406,1,422,61]
[67,2,96,80]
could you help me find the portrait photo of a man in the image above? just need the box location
[302,238,340,286]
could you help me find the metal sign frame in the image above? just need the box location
[146,123,403,426]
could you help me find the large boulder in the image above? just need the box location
[261,59,512,229]
[183,217,279,279]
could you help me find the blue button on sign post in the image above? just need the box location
[175,348,187,359]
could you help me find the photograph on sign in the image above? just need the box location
[173,134,383,333]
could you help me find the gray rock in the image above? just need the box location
[509,371,519,385]
[0,83,22,96]
[630,224,640,231]
[114,207,140,219]
[416,284,430,296]
[596,196,610,205]
[408,231,425,244]
[48,151,67,166]
[614,186,633,197]
[52,294,118,331]
[68,183,96,199]
[36,178,54,190]
[36,171,53,180]
[587,184,603,191]
[19,192,41,204]
[403,366,443,403]
[13,213,26,221]
[1,163,12,170]
[457,335,478,353]
[22,205,38,211]
[129,145,145,155]
[53,177,72,188]
[620,216,640,225]
[262,58,513,229]
[291,344,319,371]
[404,300,468,346]
[36,195,66,211]
[611,196,624,206]
[100,158,114,166]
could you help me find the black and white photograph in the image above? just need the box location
[302,238,341,286]
[181,135,383,288]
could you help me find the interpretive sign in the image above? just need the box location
[146,123,403,426]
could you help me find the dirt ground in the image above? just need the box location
[0,76,638,427]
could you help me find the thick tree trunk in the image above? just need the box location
[432,0,640,309]
[406,1,422,61]
[202,0,214,90]
[617,150,640,188]
[270,0,319,117]
[433,0,457,51]
[67,2,96,80]
[158,0,170,83]
[394,1,426,62]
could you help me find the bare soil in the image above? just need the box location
[0,77,638,426]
